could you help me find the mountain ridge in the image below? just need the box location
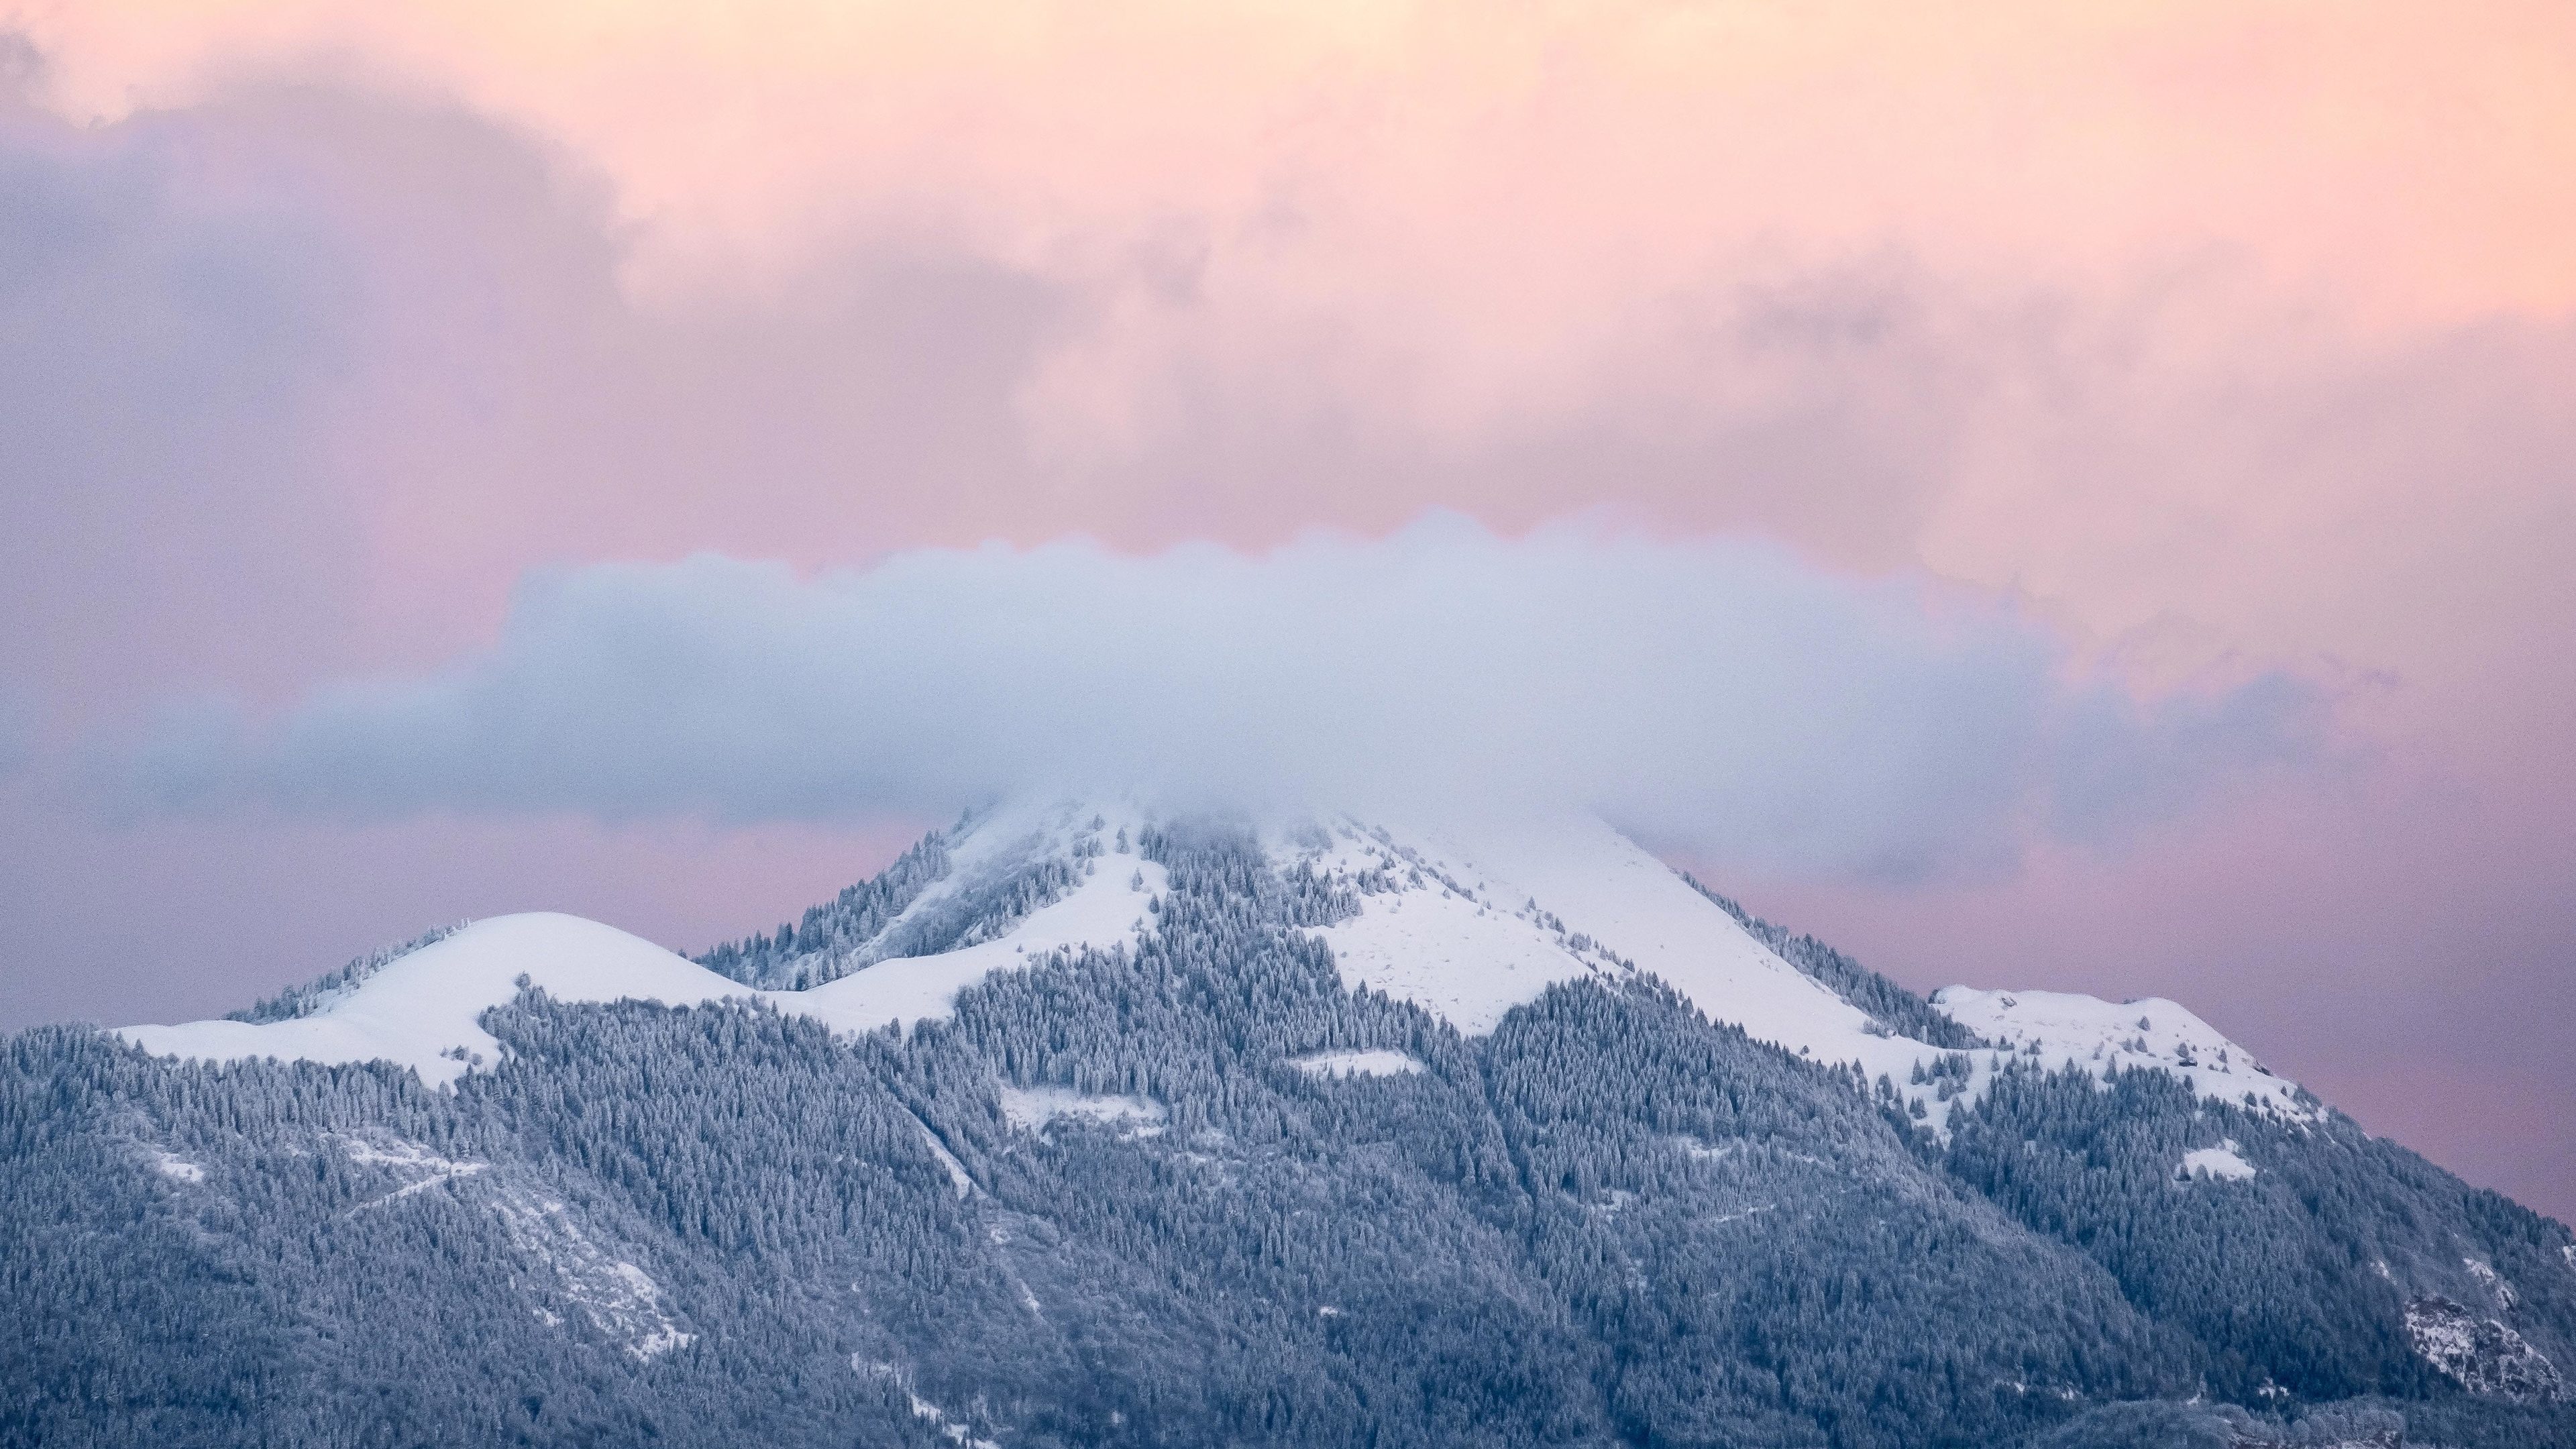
[12,802,2572,1448]
[113,800,2314,1134]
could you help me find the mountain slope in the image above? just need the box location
[119,804,1169,1085]
[7,804,2571,1449]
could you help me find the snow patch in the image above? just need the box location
[147,1148,204,1183]
[998,1085,1165,1137]
[2177,1140,2257,1182]
[1290,1049,1426,1079]
[336,1134,489,1209]
[338,1134,484,1177]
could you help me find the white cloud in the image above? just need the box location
[127,515,2326,880]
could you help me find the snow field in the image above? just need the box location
[2177,1140,2258,1181]
[996,1085,1166,1137]
[148,1148,205,1183]
[1936,987,2316,1123]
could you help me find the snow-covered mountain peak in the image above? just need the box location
[56,807,2572,1448]
[1265,809,2316,1128]
[119,914,747,1089]
[1281,812,1877,1037]
[1269,811,1989,1116]
[118,797,2307,1128]
[119,818,1171,1088]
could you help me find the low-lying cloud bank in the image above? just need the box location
[125,517,2327,881]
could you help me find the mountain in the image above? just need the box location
[7,802,2573,1448]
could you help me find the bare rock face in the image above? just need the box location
[2405,1295,2567,1403]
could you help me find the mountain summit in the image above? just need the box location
[9,804,2571,1447]
[119,802,2313,1133]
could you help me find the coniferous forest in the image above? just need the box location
[5,823,2572,1448]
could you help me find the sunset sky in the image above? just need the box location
[4,2,2573,1214]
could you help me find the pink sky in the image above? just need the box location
[3,1,2572,1214]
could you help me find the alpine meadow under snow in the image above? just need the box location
[9,799,2569,1447]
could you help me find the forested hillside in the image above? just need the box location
[6,815,2571,1448]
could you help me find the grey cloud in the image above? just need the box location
[0,686,30,780]
[2041,673,2332,847]
[127,516,2329,881]
[0,68,382,713]
[0,59,1077,727]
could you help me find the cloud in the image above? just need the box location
[0,687,30,781]
[27,0,2575,335]
[123,515,2328,880]
[0,72,369,708]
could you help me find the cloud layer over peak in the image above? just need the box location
[129,518,2325,881]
